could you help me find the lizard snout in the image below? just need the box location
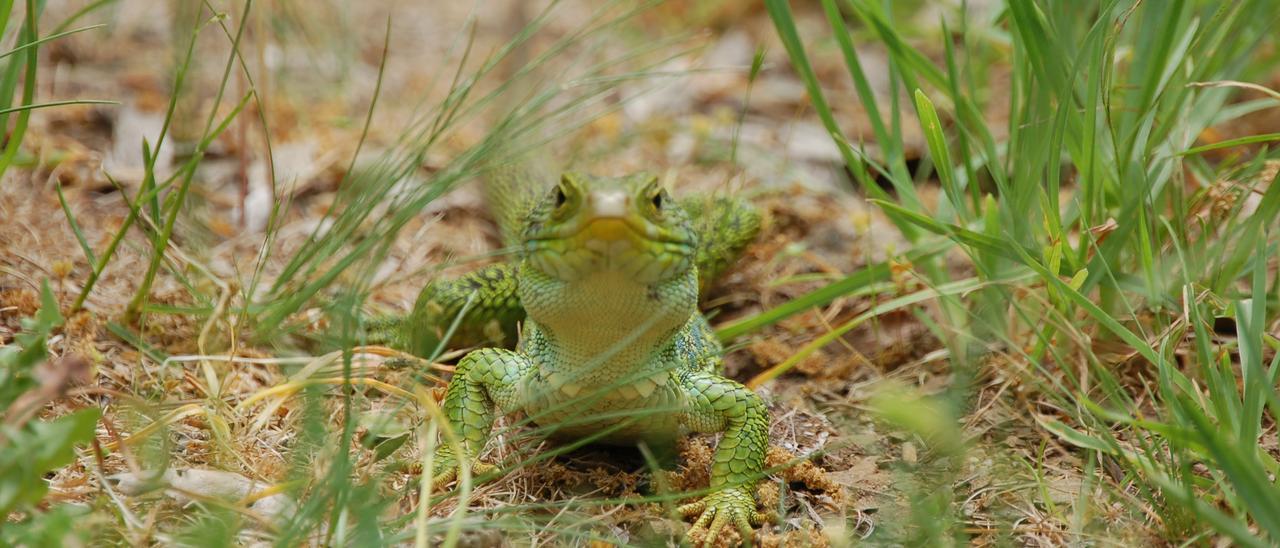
[588,189,629,219]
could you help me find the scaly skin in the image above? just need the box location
[397,170,765,543]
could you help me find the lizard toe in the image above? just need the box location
[428,458,496,492]
[704,511,731,547]
[429,467,457,490]
[682,486,760,546]
[677,499,707,519]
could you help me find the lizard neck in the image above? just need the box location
[518,264,698,379]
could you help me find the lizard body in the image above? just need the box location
[390,169,766,542]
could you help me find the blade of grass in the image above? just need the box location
[0,0,40,183]
[54,181,95,266]
[747,272,1033,389]
[717,238,951,341]
[124,0,256,323]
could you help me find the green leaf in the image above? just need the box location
[371,433,410,463]
[30,407,101,470]
[0,407,101,515]
[35,280,64,329]
[913,89,963,221]
[1041,420,1117,454]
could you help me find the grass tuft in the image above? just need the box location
[763,0,1280,542]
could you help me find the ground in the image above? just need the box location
[3,1,1277,546]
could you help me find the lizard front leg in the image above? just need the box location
[677,369,770,544]
[430,347,535,486]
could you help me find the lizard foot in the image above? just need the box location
[426,450,497,490]
[678,486,767,546]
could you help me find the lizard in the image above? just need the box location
[378,164,767,543]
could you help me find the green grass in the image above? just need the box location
[763,0,1280,543]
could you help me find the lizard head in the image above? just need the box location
[521,172,698,282]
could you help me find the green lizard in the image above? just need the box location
[385,166,767,542]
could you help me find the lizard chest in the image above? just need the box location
[519,359,689,446]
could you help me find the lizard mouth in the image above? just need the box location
[527,216,694,248]
[523,217,695,282]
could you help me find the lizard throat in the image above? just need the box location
[517,266,699,378]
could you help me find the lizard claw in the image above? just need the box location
[678,486,765,546]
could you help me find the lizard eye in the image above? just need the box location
[651,192,663,210]
[554,186,568,208]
